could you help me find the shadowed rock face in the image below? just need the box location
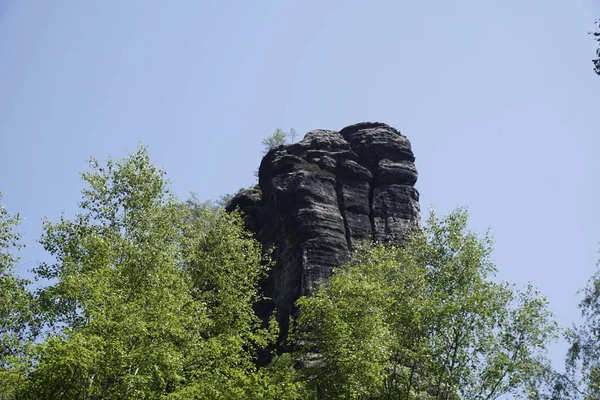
[227,122,420,337]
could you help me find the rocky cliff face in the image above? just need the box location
[227,122,420,337]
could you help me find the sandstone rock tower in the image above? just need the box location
[227,122,420,335]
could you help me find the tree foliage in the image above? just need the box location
[0,193,35,398]
[591,20,600,76]
[553,256,600,399]
[261,128,289,155]
[295,209,558,400]
[0,147,305,399]
[0,147,574,399]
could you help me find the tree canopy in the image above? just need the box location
[295,209,558,400]
[261,128,292,154]
[1,146,597,399]
[592,20,600,76]
[0,193,35,397]
[0,148,306,399]
[554,256,600,399]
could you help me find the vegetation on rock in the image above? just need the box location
[261,128,290,155]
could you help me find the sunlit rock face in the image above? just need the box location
[227,122,420,339]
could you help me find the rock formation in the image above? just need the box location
[227,122,420,338]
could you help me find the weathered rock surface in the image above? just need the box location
[227,122,420,338]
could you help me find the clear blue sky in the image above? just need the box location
[1,0,599,370]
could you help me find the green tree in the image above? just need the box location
[0,193,35,398]
[18,147,302,399]
[557,256,600,399]
[591,20,600,76]
[295,208,558,400]
[261,128,289,155]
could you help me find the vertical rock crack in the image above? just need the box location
[368,177,376,242]
[335,174,353,252]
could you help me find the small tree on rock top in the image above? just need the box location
[261,128,288,155]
